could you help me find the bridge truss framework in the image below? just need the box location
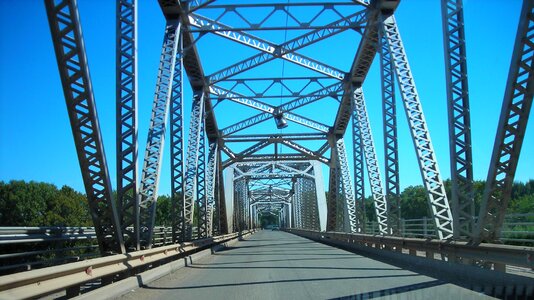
[44,0,533,254]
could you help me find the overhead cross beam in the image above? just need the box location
[188,2,368,32]
[221,82,342,136]
[212,77,333,100]
[202,10,367,83]
[210,86,330,132]
[222,138,329,167]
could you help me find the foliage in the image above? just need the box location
[259,214,278,228]
[0,180,91,226]
[1,179,532,228]
[363,179,534,222]
[155,195,172,227]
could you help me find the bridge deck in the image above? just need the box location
[119,231,491,299]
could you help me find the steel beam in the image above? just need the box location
[45,0,125,254]
[216,150,229,234]
[196,121,207,239]
[183,90,206,240]
[221,82,342,136]
[205,140,218,236]
[353,88,388,234]
[312,161,328,231]
[379,25,401,236]
[204,11,366,83]
[476,0,534,243]
[223,166,235,233]
[333,0,399,135]
[224,133,327,143]
[210,86,330,133]
[351,95,366,233]
[335,138,362,233]
[170,31,185,243]
[382,15,453,240]
[189,2,367,32]
[158,0,219,139]
[441,0,475,240]
[138,21,181,248]
[116,0,139,252]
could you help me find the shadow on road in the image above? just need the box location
[194,255,366,266]
[329,280,445,299]
[141,274,421,290]
[189,265,402,272]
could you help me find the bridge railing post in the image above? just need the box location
[423,217,428,238]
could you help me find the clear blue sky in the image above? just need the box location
[0,0,531,197]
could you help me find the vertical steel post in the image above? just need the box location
[379,24,401,236]
[441,0,475,240]
[205,140,218,236]
[353,88,388,234]
[382,15,454,240]
[115,0,139,251]
[196,121,207,238]
[183,90,206,240]
[139,21,181,248]
[476,0,534,243]
[312,161,328,231]
[116,0,139,251]
[217,151,229,234]
[352,99,366,233]
[170,32,184,243]
[326,162,339,231]
[306,177,320,230]
[45,0,125,254]
[335,137,362,233]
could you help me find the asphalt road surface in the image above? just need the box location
[119,230,493,300]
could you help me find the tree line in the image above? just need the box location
[0,179,532,227]
[363,179,534,221]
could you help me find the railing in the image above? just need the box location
[0,226,199,275]
[288,229,534,270]
[0,230,255,300]
[365,213,534,244]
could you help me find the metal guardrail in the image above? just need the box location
[364,213,534,244]
[0,230,255,299]
[0,226,199,274]
[288,229,534,270]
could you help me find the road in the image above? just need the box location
[119,230,492,299]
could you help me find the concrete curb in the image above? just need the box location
[75,232,253,300]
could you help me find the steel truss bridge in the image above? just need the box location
[1,0,533,298]
[43,0,533,249]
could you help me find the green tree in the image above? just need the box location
[155,195,171,226]
[400,185,430,219]
[0,180,91,226]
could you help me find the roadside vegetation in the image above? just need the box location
[0,179,532,227]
